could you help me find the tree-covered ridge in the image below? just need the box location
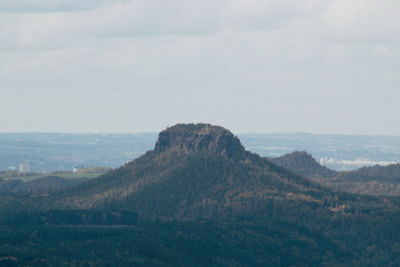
[319,163,400,196]
[339,163,400,182]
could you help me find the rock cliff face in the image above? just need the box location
[154,123,244,158]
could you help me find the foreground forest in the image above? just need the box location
[2,206,400,266]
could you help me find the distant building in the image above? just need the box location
[18,163,30,173]
[73,165,85,173]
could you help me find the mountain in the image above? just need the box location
[268,151,337,179]
[56,123,346,220]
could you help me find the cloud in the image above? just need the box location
[0,0,119,13]
[2,0,398,53]
[0,0,334,51]
[320,0,400,43]
[221,0,331,31]
[0,0,226,51]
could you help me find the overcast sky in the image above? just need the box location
[1,0,399,134]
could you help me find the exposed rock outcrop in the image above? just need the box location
[154,123,244,158]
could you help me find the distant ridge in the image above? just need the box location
[269,151,400,196]
[320,163,400,196]
[338,163,400,182]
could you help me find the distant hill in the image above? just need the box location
[268,151,400,196]
[320,164,400,196]
[268,151,337,179]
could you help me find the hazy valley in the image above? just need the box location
[1,132,400,173]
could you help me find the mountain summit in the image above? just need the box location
[154,123,244,158]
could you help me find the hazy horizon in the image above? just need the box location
[1,128,400,137]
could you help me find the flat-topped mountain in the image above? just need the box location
[58,123,343,220]
[268,151,337,179]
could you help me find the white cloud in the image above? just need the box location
[221,0,331,31]
[320,0,400,42]
[1,0,398,53]
[0,0,120,12]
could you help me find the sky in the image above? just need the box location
[0,0,399,135]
